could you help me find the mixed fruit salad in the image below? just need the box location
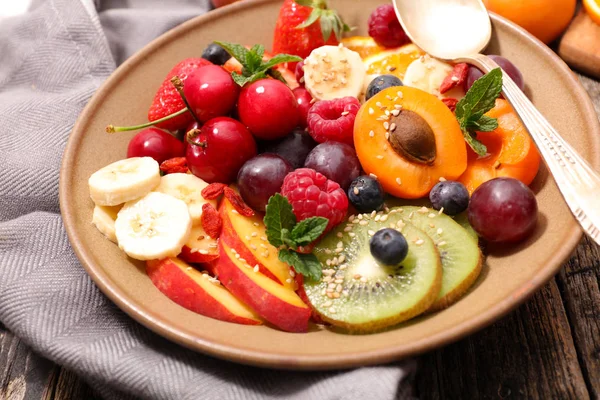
[88,0,541,333]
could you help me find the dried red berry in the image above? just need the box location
[201,182,226,200]
[439,63,469,94]
[201,203,222,239]
[223,187,255,217]
[442,98,458,112]
[159,157,188,174]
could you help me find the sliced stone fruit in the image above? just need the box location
[304,212,442,332]
[397,206,482,312]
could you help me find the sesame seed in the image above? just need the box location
[348,232,356,237]
[390,123,397,132]
[438,241,447,247]
[391,109,400,116]
[232,210,239,214]
[394,104,403,110]
[353,187,359,195]
[390,223,396,228]
[337,232,343,238]
[335,279,344,284]
[375,215,381,222]
[397,91,403,98]
[260,243,267,249]
[250,244,257,250]
[383,144,388,150]
[326,259,332,266]
[383,121,390,130]
[324,300,333,307]
[337,241,343,248]
[385,110,390,116]
[451,76,460,82]
[369,130,375,137]
[386,95,393,100]
[328,283,336,289]
[342,290,349,296]
[359,220,368,226]
[341,111,349,116]
[358,214,363,220]
[231,248,238,254]
[376,101,382,108]
[368,230,375,236]
[354,274,362,279]
[339,264,348,270]
[370,173,378,179]
[338,255,345,263]
[209,244,218,248]
[199,249,209,255]
[323,275,332,282]
[396,177,402,185]
[380,215,388,222]
[437,228,443,235]
[289,270,296,277]
[397,220,405,228]
[260,236,267,241]
[385,131,390,140]
[428,213,437,218]
[415,239,424,246]
[376,155,384,160]
[327,292,334,298]
[352,219,360,224]
[338,42,344,48]
[186,267,192,271]
[253,222,260,227]
[335,247,344,253]
[371,210,376,217]
[197,235,205,241]
[336,284,343,292]
[322,289,327,295]
[329,307,336,314]
[408,212,414,219]
[325,249,332,254]
[439,177,447,182]
[418,207,429,214]
[253,265,260,272]
[239,258,246,263]
[438,207,444,215]
[333,292,341,298]
[344,226,352,232]
[369,108,375,115]
[360,277,368,283]
[245,235,251,241]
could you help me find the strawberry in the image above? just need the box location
[272,0,349,69]
[147,58,212,131]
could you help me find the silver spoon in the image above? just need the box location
[393,0,600,246]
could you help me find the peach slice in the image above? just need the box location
[180,224,219,264]
[219,196,296,289]
[214,242,311,333]
[147,257,261,326]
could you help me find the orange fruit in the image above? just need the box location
[363,44,424,81]
[583,0,600,25]
[341,36,384,59]
[483,0,576,44]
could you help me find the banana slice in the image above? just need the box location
[92,204,122,243]
[303,44,366,101]
[153,173,215,225]
[88,157,160,206]
[403,55,465,100]
[115,192,192,261]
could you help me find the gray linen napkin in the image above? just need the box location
[0,0,417,399]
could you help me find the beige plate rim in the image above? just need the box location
[59,0,599,370]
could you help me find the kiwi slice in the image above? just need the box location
[305,213,442,332]
[397,206,482,312]
[452,211,479,241]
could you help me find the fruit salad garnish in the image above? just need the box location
[86,1,543,333]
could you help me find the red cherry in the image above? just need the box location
[186,117,257,183]
[183,65,239,122]
[293,87,313,129]
[237,79,299,140]
[126,127,185,163]
[295,60,305,87]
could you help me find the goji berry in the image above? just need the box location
[223,187,255,217]
[439,63,469,94]
[160,157,188,174]
[201,182,226,200]
[442,98,458,113]
[201,203,222,239]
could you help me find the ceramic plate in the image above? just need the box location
[60,0,600,369]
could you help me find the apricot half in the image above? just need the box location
[354,87,468,199]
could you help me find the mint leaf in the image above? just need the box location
[278,249,323,281]
[291,217,328,246]
[214,41,248,65]
[455,68,502,156]
[231,73,253,87]
[264,194,297,248]
[468,114,498,132]
[260,54,303,72]
[267,68,287,84]
[246,44,264,72]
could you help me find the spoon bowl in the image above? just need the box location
[393,0,491,60]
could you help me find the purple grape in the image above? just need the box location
[304,142,361,191]
[468,177,538,243]
[237,154,293,212]
[465,55,525,92]
[260,128,317,169]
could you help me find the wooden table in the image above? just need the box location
[1,77,599,399]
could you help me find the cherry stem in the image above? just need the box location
[171,75,202,125]
[186,128,206,147]
[106,108,188,133]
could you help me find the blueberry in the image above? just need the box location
[429,181,470,216]
[366,75,403,101]
[348,176,385,213]
[201,43,231,65]
[370,228,409,265]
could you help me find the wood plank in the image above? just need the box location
[50,369,100,400]
[416,279,589,399]
[557,237,600,399]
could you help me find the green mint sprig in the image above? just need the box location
[264,194,327,281]
[214,41,302,87]
[455,68,503,156]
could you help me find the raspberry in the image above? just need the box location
[281,168,348,233]
[368,5,410,48]
[307,97,360,146]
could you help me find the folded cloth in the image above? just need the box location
[0,0,417,399]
